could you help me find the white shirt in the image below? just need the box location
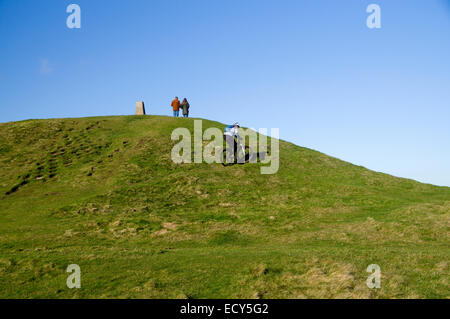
[224,127,239,137]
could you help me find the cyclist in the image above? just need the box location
[223,122,241,162]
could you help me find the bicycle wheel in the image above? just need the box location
[221,149,234,166]
[236,146,250,164]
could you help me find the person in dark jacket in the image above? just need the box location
[181,98,190,117]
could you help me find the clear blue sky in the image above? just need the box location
[1,0,449,186]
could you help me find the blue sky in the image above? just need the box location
[1,0,449,186]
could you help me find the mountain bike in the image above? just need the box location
[221,137,250,166]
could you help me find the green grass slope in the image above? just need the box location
[0,115,449,298]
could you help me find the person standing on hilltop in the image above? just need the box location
[180,98,190,118]
[171,97,181,117]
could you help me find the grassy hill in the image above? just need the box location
[0,115,449,298]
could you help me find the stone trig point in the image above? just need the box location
[135,101,146,115]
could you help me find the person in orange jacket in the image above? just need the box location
[171,97,181,117]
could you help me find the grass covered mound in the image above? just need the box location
[0,115,449,298]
